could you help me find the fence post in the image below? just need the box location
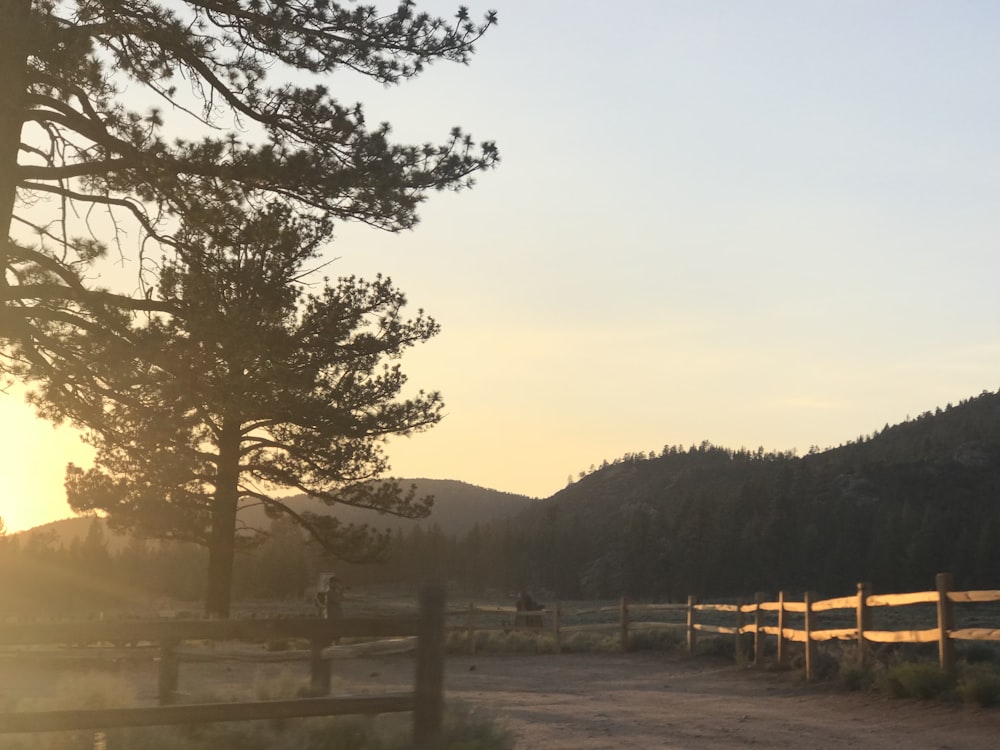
[735,598,746,664]
[620,597,630,652]
[935,573,955,675]
[856,582,871,665]
[157,639,179,706]
[467,602,477,656]
[309,637,332,696]
[804,591,818,680]
[553,600,562,655]
[753,592,765,665]
[776,591,786,666]
[686,595,697,653]
[414,584,446,750]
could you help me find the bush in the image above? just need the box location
[827,646,877,691]
[807,649,840,681]
[840,664,876,692]
[957,665,1000,707]
[694,636,735,660]
[881,662,952,700]
[558,631,620,654]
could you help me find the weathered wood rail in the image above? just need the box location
[453,574,1000,678]
[0,585,446,750]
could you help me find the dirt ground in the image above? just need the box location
[4,650,1000,749]
[434,652,1000,749]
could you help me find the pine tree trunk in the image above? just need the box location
[0,0,31,260]
[204,418,242,618]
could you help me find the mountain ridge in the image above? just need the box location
[17,478,536,548]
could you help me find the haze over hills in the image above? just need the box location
[17,479,536,547]
[254,479,536,536]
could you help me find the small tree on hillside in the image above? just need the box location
[61,204,442,617]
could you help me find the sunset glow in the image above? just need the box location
[2,1,998,532]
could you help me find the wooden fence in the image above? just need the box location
[0,585,446,750]
[452,574,1000,679]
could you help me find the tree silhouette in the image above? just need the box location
[1,1,497,614]
[2,0,497,434]
[61,203,442,616]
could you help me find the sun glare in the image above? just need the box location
[0,398,94,532]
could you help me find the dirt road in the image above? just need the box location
[5,650,999,748]
[433,652,1000,749]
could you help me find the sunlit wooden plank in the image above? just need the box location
[693,604,739,613]
[951,628,1000,641]
[811,596,856,612]
[867,592,937,607]
[811,628,857,642]
[863,628,939,643]
[947,591,1000,604]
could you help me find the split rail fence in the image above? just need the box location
[453,573,1000,679]
[0,586,446,750]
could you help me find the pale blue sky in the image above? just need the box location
[3,1,999,531]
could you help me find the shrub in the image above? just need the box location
[881,662,952,700]
[957,665,1000,707]
[808,649,840,681]
[558,631,620,654]
[840,664,876,692]
[830,646,880,692]
[694,636,734,660]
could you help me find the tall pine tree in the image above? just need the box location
[62,203,443,617]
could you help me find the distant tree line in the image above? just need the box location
[0,517,330,618]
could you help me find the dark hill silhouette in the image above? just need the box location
[470,389,1000,600]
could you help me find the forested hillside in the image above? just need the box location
[388,390,1000,600]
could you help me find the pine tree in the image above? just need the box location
[62,203,442,617]
[1,1,497,616]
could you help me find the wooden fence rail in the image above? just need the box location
[0,585,446,750]
[451,574,1000,679]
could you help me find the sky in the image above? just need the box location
[3,0,1000,532]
